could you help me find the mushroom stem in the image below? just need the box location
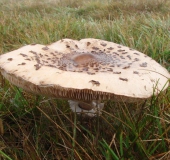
[68,100,104,117]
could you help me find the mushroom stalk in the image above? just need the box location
[68,100,104,117]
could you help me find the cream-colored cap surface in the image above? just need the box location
[0,38,169,102]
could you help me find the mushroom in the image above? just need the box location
[0,38,169,117]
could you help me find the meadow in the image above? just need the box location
[0,0,170,159]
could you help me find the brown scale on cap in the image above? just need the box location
[18,62,26,65]
[133,71,139,74]
[92,47,99,50]
[113,72,121,74]
[123,66,130,69]
[20,53,28,57]
[129,48,135,51]
[7,58,13,61]
[122,52,128,54]
[42,46,49,50]
[120,56,125,59]
[100,42,107,47]
[87,42,91,46]
[75,45,78,49]
[29,50,37,54]
[134,58,140,61]
[107,68,113,71]
[87,72,95,75]
[89,80,100,86]
[34,64,41,70]
[25,58,31,61]
[107,47,114,50]
[119,77,128,81]
[134,52,139,55]
[140,62,147,67]
[127,55,131,60]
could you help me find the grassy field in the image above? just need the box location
[0,0,170,159]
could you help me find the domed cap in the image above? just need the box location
[0,38,169,102]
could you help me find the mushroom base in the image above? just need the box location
[68,100,104,117]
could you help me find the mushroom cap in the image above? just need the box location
[0,38,169,102]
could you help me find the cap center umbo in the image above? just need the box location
[59,51,116,74]
[72,53,97,65]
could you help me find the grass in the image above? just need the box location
[0,0,170,159]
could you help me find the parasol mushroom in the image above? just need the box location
[0,38,169,116]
